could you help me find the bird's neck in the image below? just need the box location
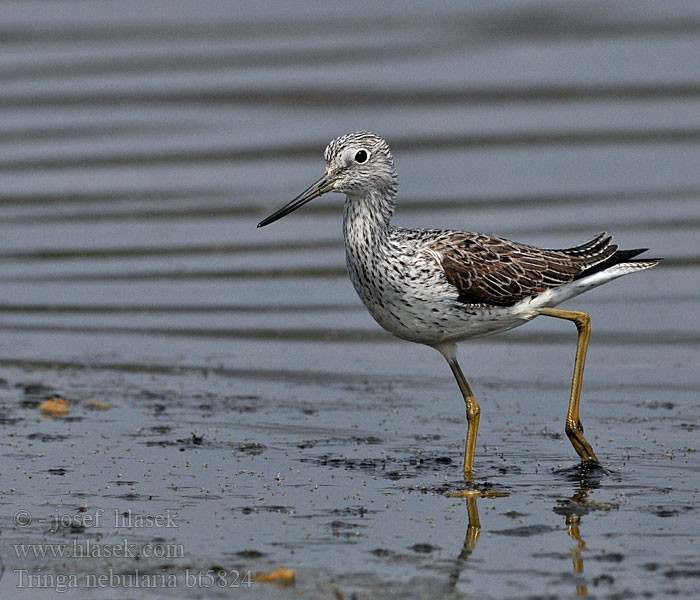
[342,188,395,251]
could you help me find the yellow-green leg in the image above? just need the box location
[435,343,481,478]
[435,343,481,476]
[539,307,599,463]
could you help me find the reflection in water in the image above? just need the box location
[553,464,610,597]
[564,492,589,596]
[444,466,613,597]
[445,491,481,594]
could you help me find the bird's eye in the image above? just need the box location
[354,150,369,163]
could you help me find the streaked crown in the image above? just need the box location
[323,131,398,196]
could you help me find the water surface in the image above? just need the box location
[0,1,698,598]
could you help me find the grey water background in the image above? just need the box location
[0,1,698,598]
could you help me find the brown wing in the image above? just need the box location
[436,232,617,306]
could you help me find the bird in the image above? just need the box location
[257,131,660,478]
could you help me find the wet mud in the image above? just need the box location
[1,346,698,599]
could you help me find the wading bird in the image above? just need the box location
[258,131,659,477]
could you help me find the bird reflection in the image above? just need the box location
[561,492,588,595]
[445,490,482,592]
[553,463,608,597]
[444,464,610,597]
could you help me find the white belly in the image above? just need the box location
[346,255,534,346]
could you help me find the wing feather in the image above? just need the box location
[435,232,617,306]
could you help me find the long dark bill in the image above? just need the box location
[257,176,335,228]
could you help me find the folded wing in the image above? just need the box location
[436,231,620,306]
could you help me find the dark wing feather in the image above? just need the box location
[436,232,617,306]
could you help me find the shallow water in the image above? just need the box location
[0,1,699,598]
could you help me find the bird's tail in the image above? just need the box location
[575,247,661,280]
[528,250,660,310]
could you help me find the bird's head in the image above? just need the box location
[257,131,397,228]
